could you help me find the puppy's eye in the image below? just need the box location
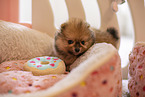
[68,40,74,44]
[81,41,85,45]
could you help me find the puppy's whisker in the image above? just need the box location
[82,45,87,49]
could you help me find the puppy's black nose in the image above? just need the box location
[75,48,80,52]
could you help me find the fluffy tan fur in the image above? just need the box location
[54,18,119,70]
[54,18,96,70]
[0,21,54,63]
[92,28,119,48]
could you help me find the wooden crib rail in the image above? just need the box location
[128,0,145,42]
[32,0,87,38]
[65,0,86,20]
[97,0,120,48]
[32,0,56,38]
[32,0,120,44]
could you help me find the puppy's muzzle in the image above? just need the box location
[75,48,80,53]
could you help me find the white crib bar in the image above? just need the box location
[32,0,56,38]
[32,0,120,41]
[97,0,119,30]
[97,0,120,49]
[128,0,145,42]
[65,0,86,20]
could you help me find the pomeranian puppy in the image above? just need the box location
[54,18,119,71]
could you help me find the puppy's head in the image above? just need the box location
[55,18,95,56]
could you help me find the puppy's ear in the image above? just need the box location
[60,23,67,32]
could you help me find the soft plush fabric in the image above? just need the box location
[0,60,27,73]
[0,71,66,94]
[0,60,67,94]
[0,20,54,63]
[129,42,145,97]
[0,43,122,97]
